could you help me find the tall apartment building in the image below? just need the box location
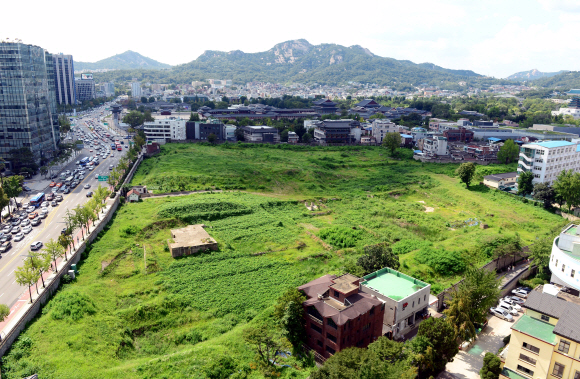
[371,119,399,143]
[143,118,186,142]
[517,141,580,185]
[0,41,59,168]
[421,136,448,156]
[75,75,96,102]
[501,290,580,379]
[131,82,142,98]
[102,82,115,97]
[52,53,76,105]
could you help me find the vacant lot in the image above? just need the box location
[2,144,565,379]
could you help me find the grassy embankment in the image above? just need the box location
[2,144,565,379]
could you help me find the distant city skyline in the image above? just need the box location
[4,0,580,78]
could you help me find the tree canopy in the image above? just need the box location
[456,162,476,188]
[497,140,519,164]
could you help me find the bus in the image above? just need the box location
[111,143,116,150]
[80,157,90,166]
[30,193,45,207]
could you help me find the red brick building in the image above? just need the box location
[298,274,385,360]
[443,127,474,142]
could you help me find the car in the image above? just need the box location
[56,182,63,188]
[109,165,113,170]
[22,225,32,234]
[19,213,28,220]
[65,170,71,175]
[490,307,514,321]
[11,226,20,234]
[30,241,43,250]
[75,161,80,165]
[79,170,85,175]
[46,193,54,201]
[89,149,93,152]
[512,289,529,298]
[13,232,24,242]
[51,187,58,193]
[2,226,12,234]
[30,218,41,226]
[49,182,56,187]
[22,186,32,192]
[63,188,70,194]
[0,241,12,253]
[84,184,91,189]
[87,166,94,171]
[61,227,69,235]
[497,302,519,316]
[95,174,99,179]
[0,234,11,242]
[28,211,38,219]
[26,206,35,213]
[51,201,58,207]
[516,286,532,294]
[41,201,48,208]
[20,219,30,226]
[11,219,20,226]
[79,175,85,180]
[55,195,63,201]
[501,297,522,310]
[59,186,67,192]
[86,191,93,197]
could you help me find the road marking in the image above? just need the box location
[8,269,14,275]
[0,293,3,298]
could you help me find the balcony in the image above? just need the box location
[549,237,580,291]
[308,314,323,325]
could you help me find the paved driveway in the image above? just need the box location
[440,312,521,379]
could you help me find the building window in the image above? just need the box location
[552,363,565,378]
[519,353,537,366]
[541,314,550,322]
[326,333,337,343]
[522,342,540,354]
[327,318,337,330]
[562,264,566,272]
[333,290,340,298]
[317,340,322,347]
[310,323,322,334]
[326,345,335,355]
[556,259,558,266]
[572,270,576,278]
[370,307,375,315]
[558,339,570,354]
[574,371,580,379]
[362,323,371,332]
[517,365,534,377]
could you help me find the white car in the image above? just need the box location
[41,201,48,208]
[501,297,522,311]
[497,302,519,316]
[22,225,32,234]
[95,174,99,179]
[490,307,513,322]
[30,241,43,250]
[506,296,525,305]
[512,289,529,298]
[13,232,24,241]
[84,184,91,189]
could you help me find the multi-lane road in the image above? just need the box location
[0,108,127,307]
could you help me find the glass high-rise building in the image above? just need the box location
[0,41,60,169]
[53,53,76,105]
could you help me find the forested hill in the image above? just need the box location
[91,39,515,90]
[75,51,171,71]
[531,71,580,90]
[506,69,567,81]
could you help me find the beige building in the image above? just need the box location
[483,172,518,189]
[501,290,580,379]
[168,225,218,258]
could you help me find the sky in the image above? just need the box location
[3,0,580,78]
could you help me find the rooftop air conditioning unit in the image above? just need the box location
[317,294,323,300]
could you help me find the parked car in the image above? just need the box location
[497,302,519,316]
[22,225,32,234]
[501,297,522,311]
[31,218,41,226]
[512,289,529,298]
[13,232,24,242]
[10,219,20,226]
[11,226,20,234]
[0,241,12,253]
[490,307,514,321]
[30,241,43,250]
[46,193,54,201]
[20,219,30,226]
[517,287,532,294]
[0,234,11,242]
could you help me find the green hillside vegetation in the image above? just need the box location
[75,50,171,71]
[90,40,515,90]
[2,144,566,378]
[531,70,580,89]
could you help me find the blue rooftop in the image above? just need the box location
[568,89,580,94]
[488,137,502,142]
[401,134,413,138]
[531,141,575,148]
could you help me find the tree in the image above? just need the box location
[0,187,9,222]
[8,147,38,172]
[3,175,23,213]
[207,133,217,144]
[42,239,65,273]
[480,353,502,379]
[444,288,476,343]
[140,96,148,104]
[533,183,556,209]
[58,115,71,135]
[517,171,534,197]
[280,301,305,353]
[15,259,40,302]
[528,236,552,273]
[189,112,200,121]
[280,129,289,142]
[302,132,313,143]
[122,110,145,128]
[357,243,400,274]
[273,288,306,320]
[456,162,476,188]
[412,317,458,377]
[382,132,402,156]
[0,303,9,322]
[58,234,73,260]
[553,170,580,212]
[148,96,155,103]
[30,251,51,289]
[234,127,245,142]
[497,140,519,164]
[294,123,306,141]
[243,325,288,372]
[143,110,155,122]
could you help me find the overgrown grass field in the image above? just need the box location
[2,144,566,378]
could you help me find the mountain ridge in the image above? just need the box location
[75,50,171,71]
[506,69,567,81]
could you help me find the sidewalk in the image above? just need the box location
[0,200,112,341]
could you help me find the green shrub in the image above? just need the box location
[318,226,363,248]
[44,291,96,321]
[415,247,466,275]
[392,239,433,255]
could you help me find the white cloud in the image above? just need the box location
[538,0,580,12]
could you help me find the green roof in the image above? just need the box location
[565,226,578,236]
[512,314,556,344]
[361,267,428,301]
[502,368,529,379]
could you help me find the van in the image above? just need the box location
[64,176,74,186]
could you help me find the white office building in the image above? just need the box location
[423,136,448,156]
[549,224,580,291]
[551,98,580,120]
[371,119,399,143]
[517,141,580,185]
[143,118,186,143]
[131,82,142,98]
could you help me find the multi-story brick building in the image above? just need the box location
[443,127,474,142]
[298,274,385,359]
